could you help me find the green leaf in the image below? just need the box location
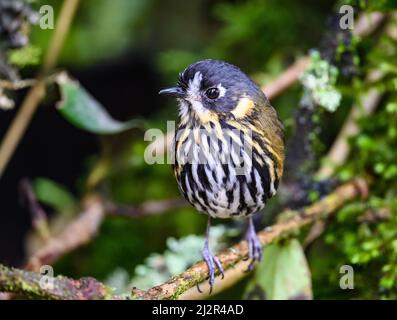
[244,239,312,300]
[56,73,141,134]
[33,178,77,215]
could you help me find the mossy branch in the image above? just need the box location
[0,264,114,300]
[132,178,368,300]
[0,179,367,300]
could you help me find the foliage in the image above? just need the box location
[56,73,142,134]
[157,0,333,79]
[314,4,397,299]
[33,177,77,215]
[245,239,312,300]
[324,95,397,298]
[300,50,342,113]
[7,45,41,68]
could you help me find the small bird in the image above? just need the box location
[159,59,284,292]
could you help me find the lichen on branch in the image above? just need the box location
[0,264,114,300]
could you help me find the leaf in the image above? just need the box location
[56,73,141,134]
[244,239,312,300]
[33,177,77,215]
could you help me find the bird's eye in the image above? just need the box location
[205,87,220,99]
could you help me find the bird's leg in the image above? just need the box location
[245,216,263,272]
[200,217,224,294]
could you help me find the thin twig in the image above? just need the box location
[357,207,391,223]
[261,57,310,98]
[0,72,61,91]
[0,79,36,90]
[354,12,386,37]
[0,0,80,181]
[19,178,51,241]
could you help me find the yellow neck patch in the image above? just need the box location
[196,110,216,124]
[231,97,254,119]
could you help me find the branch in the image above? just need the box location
[20,178,51,241]
[0,79,36,90]
[131,178,368,300]
[0,192,186,299]
[25,195,105,272]
[354,11,386,37]
[260,57,310,98]
[0,264,114,300]
[24,194,187,272]
[0,179,368,299]
[1,179,367,300]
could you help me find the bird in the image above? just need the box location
[159,59,284,292]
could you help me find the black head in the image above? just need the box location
[159,59,267,114]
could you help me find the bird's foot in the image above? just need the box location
[200,245,224,294]
[244,221,263,272]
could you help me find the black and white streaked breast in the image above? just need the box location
[173,118,279,219]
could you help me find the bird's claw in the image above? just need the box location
[201,246,225,294]
[245,225,263,272]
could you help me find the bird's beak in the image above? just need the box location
[159,87,186,98]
